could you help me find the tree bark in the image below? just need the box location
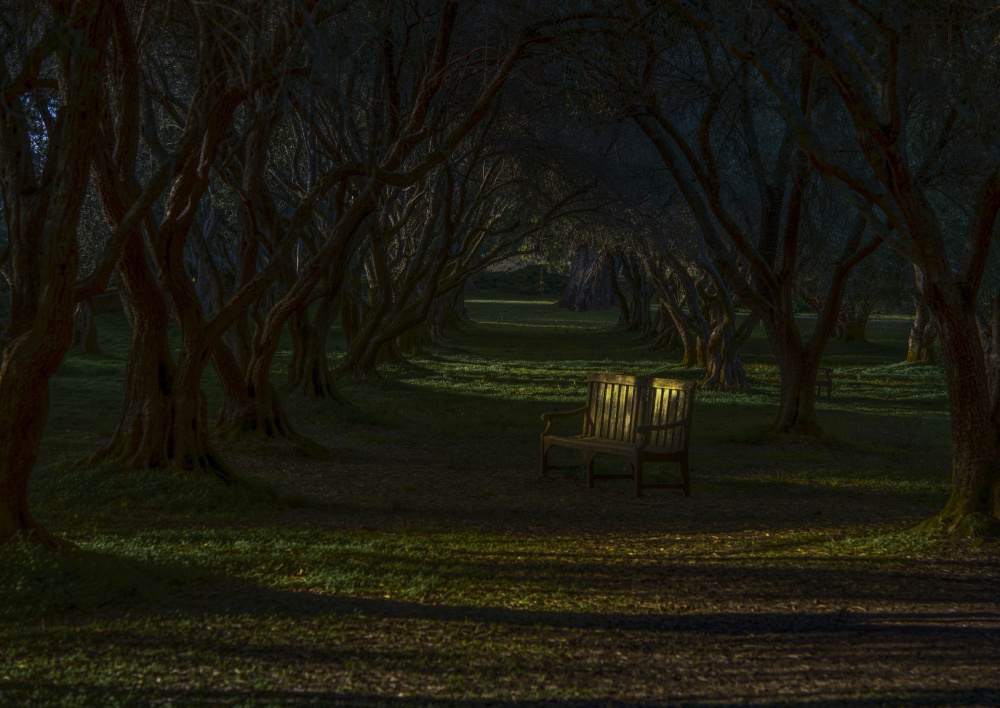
[838,299,871,344]
[908,287,937,363]
[621,256,654,336]
[91,211,237,480]
[90,238,233,480]
[398,285,470,354]
[211,339,255,428]
[610,274,631,326]
[285,291,347,401]
[761,274,851,437]
[702,308,756,393]
[425,285,468,340]
[215,308,321,450]
[556,241,617,311]
[767,321,825,437]
[231,356,303,442]
[702,328,749,392]
[71,301,100,354]
[917,285,1000,536]
[650,266,709,367]
[0,367,60,548]
[907,308,936,362]
[338,314,414,378]
[656,278,699,366]
[396,324,434,357]
[647,304,678,352]
[217,196,375,443]
[338,281,466,376]
[0,0,111,547]
[89,103,235,479]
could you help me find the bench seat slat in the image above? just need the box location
[543,435,635,455]
[542,434,682,455]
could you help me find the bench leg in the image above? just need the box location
[585,453,596,488]
[633,459,642,498]
[540,438,548,476]
[681,456,690,497]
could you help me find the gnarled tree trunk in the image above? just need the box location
[556,240,617,311]
[703,310,756,393]
[918,286,1000,536]
[0,0,111,547]
[396,324,434,357]
[231,356,301,441]
[907,294,937,363]
[216,284,315,449]
[425,285,468,341]
[650,266,707,367]
[285,291,347,401]
[647,304,678,352]
[770,341,825,437]
[621,255,654,337]
[658,285,698,365]
[838,299,872,343]
[763,292,840,438]
[90,239,233,481]
[212,339,255,428]
[338,314,414,378]
[610,273,631,326]
[217,197,375,445]
[89,261,172,471]
[71,301,100,354]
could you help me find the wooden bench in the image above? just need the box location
[540,373,696,497]
[816,366,833,399]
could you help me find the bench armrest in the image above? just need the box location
[541,407,587,436]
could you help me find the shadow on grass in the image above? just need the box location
[3,585,998,705]
[4,542,998,706]
[1,685,998,707]
[136,575,1000,637]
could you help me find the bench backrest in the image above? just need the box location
[642,377,696,451]
[583,373,695,449]
[584,373,644,442]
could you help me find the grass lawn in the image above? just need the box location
[2,297,998,707]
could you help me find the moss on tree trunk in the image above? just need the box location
[912,295,1000,537]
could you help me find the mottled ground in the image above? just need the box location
[3,303,998,706]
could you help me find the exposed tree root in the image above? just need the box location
[217,399,327,459]
[911,506,1000,540]
[285,359,350,403]
[0,509,76,552]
